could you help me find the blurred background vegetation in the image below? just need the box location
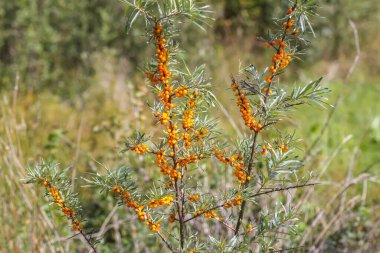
[1,0,379,252]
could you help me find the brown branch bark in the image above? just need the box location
[78,229,97,253]
[249,183,318,198]
[234,131,259,235]
[157,231,175,252]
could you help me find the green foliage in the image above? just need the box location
[25,161,82,216]
[0,0,377,252]
[24,161,98,251]
[0,0,145,95]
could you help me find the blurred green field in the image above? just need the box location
[1,0,380,252]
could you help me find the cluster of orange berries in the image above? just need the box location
[265,46,292,84]
[166,124,179,149]
[282,19,296,33]
[261,144,273,155]
[261,143,289,154]
[156,150,181,180]
[204,210,218,219]
[168,212,176,223]
[154,22,171,85]
[182,132,192,149]
[112,185,162,233]
[113,186,140,212]
[193,209,219,220]
[155,110,170,124]
[264,12,298,85]
[223,199,233,208]
[279,143,289,153]
[135,205,147,221]
[158,85,175,109]
[156,149,167,167]
[194,128,208,142]
[223,195,243,208]
[264,39,286,50]
[233,163,251,184]
[262,88,273,95]
[233,195,243,206]
[272,48,292,69]
[230,154,251,184]
[188,194,199,203]
[155,85,194,126]
[174,91,199,149]
[146,71,159,84]
[214,150,250,184]
[148,195,174,209]
[177,153,203,167]
[286,8,299,35]
[149,222,161,233]
[182,110,195,129]
[131,144,149,155]
[231,82,262,132]
[41,178,82,232]
[187,91,198,108]
[214,148,230,164]
[174,86,189,97]
[113,186,139,208]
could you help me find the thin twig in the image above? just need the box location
[79,229,97,253]
[215,218,236,232]
[97,204,119,239]
[249,183,318,198]
[345,19,360,82]
[157,231,175,252]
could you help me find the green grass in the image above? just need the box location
[1,68,379,252]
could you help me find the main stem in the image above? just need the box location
[175,179,185,250]
[170,121,185,250]
[234,131,258,235]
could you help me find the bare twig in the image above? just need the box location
[215,98,243,138]
[157,231,175,252]
[97,204,119,239]
[249,183,318,198]
[215,218,236,232]
[345,19,360,82]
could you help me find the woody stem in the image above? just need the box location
[169,120,185,250]
[157,231,175,252]
[234,131,259,235]
[79,229,97,253]
[175,179,185,250]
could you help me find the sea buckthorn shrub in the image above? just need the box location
[25,0,330,252]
